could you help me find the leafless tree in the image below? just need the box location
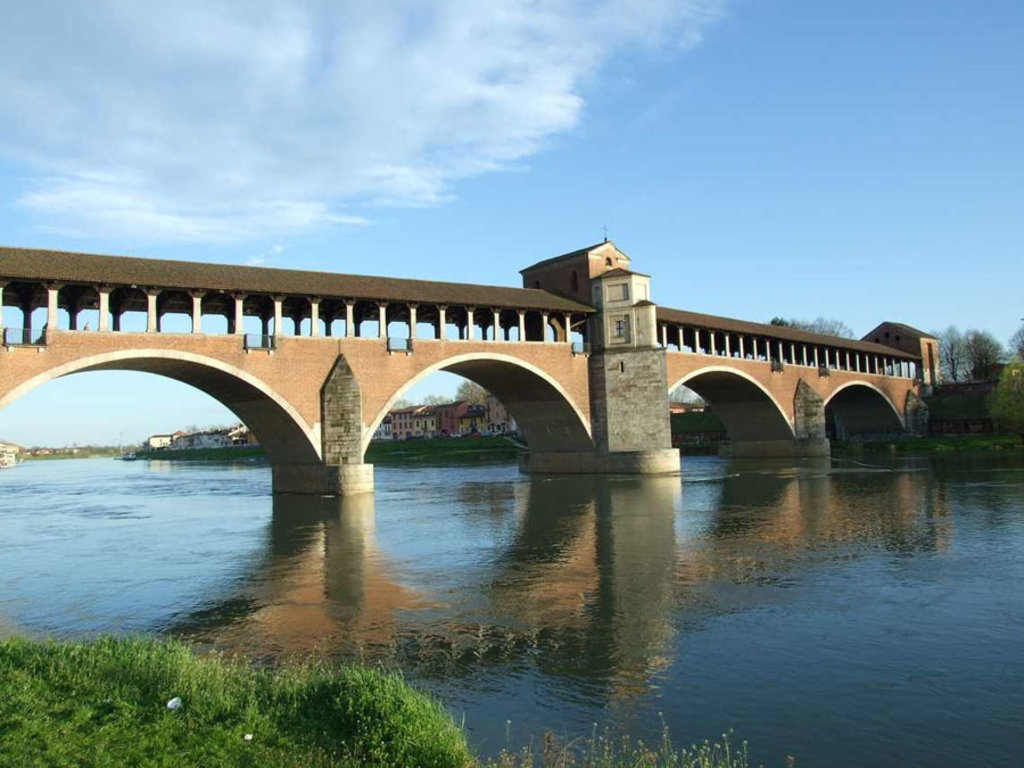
[455,379,488,405]
[769,316,854,338]
[964,329,1004,381]
[937,326,968,383]
[1010,324,1024,362]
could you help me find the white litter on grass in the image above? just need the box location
[244,734,253,741]
[166,697,182,710]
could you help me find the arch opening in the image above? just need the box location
[824,383,904,439]
[0,350,321,469]
[669,368,794,445]
[364,354,593,458]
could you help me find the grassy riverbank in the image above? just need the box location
[132,437,523,465]
[135,446,265,461]
[0,636,471,767]
[367,435,523,465]
[0,637,750,768]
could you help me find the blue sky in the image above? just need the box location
[2,1,1022,446]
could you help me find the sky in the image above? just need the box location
[2,0,1023,446]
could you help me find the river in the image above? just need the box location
[1,453,1022,766]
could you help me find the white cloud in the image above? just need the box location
[0,0,722,244]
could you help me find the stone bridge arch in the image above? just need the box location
[823,381,905,438]
[0,348,323,488]
[669,366,796,447]
[364,351,594,457]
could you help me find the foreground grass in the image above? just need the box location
[482,726,750,768]
[0,637,472,767]
[0,637,751,768]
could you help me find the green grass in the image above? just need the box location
[0,637,473,768]
[0,637,752,768]
[366,436,523,465]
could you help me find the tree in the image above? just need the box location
[768,316,853,338]
[1009,324,1024,362]
[392,397,413,409]
[964,329,1004,381]
[455,380,488,405]
[989,363,1024,444]
[669,386,705,405]
[421,394,450,406]
[937,326,968,383]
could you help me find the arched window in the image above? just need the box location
[605,257,613,267]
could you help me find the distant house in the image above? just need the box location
[147,434,174,450]
[458,403,488,435]
[372,415,393,441]
[171,429,233,450]
[389,406,436,439]
[0,442,19,466]
[484,395,517,435]
[433,401,469,436]
[228,424,258,445]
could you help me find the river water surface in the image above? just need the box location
[1,454,1023,766]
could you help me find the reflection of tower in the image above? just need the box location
[594,476,681,698]
[492,475,681,698]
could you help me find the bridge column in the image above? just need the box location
[541,312,550,343]
[408,303,417,340]
[492,308,499,341]
[145,289,159,333]
[438,305,447,339]
[345,300,355,338]
[190,291,203,333]
[377,302,387,339]
[465,306,475,340]
[46,283,60,331]
[273,297,283,337]
[517,309,525,341]
[232,294,245,335]
[318,354,374,496]
[0,281,5,337]
[310,298,321,337]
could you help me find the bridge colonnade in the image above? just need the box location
[657,317,919,381]
[0,279,590,350]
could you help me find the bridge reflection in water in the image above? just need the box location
[172,461,953,706]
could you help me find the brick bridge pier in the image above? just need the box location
[0,242,935,495]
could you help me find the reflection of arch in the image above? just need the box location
[364,353,593,456]
[823,381,904,436]
[669,366,794,441]
[0,349,321,465]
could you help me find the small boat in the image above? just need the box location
[120,452,137,461]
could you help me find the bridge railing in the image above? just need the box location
[243,334,275,351]
[2,328,46,347]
